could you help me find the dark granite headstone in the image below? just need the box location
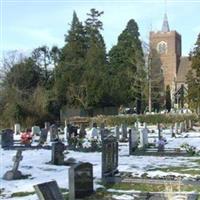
[49,124,59,141]
[3,150,23,180]
[121,124,127,139]
[69,162,93,200]
[1,129,14,148]
[51,141,65,165]
[39,128,48,145]
[114,126,120,140]
[129,127,138,155]
[34,180,64,200]
[102,135,119,183]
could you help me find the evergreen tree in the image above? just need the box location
[186,33,200,114]
[108,19,145,111]
[55,11,87,107]
[165,85,171,112]
[84,8,108,108]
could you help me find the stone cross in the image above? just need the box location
[12,150,23,172]
[3,150,23,180]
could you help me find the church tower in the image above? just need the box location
[149,13,182,89]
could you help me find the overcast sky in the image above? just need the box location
[1,0,200,57]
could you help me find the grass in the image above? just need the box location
[148,166,200,176]
[105,182,200,192]
[11,191,35,197]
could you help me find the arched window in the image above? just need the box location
[157,41,167,54]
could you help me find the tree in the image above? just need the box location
[83,8,108,108]
[186,33,200,114]
[165,85,171,112]
[108,19,145,112]
[149,49,165,112]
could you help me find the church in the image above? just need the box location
[149,13,191,109]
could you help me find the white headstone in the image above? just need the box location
[140,128,148,148]
[14,124,20,134]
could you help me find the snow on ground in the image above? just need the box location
[1,126,200,199]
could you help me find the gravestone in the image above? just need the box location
[180,122,184,133]
[171,124,175,137]
[114,126,120,140]
[79,124,86,138]
[99,123,105,140]
[102,135,119,183]
[121,124,127,139]
[32,126,40,135]
[44,122,50,129]
[1,129,14,148]
[14,123,20,134]
[129,127,138,155]
[34,180,64,200]
[3,150,23,180]
[140,128,148,149]
[51,141,65,165]
[69,162,93,200]
[49,124,59,142]
[39,128,48,145]
[188,119,192,130]
[175,123,178,134]
[157,123,161,140]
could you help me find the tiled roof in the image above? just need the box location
[176,57,192,82]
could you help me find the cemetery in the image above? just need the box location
[1,114,200,199]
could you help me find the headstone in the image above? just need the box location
[1,129,14,148]
[180,122,184,133]
[44,122,50,130]
[14,124,20,134]
[51,141,65,165]
[135,121,139,130]
[79,124,86,138]
[49,124,59,142]
[188,119,192,130]
[39,128,48,145]
[171,124,175,137]
[140,128,148,149]
[32,126,40,135]
[3,150,23,180]
[114,126,120,140]
[157,123,161,140]
[175,123,178,134]
[129,127,138,155]
[100,123,105,140]
[34,180,64,200]
[69,162,93,200]
[102,135,119,183]
[121,124,127,139]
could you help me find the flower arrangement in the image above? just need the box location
[68,136,102,152]
[180,143,198,156]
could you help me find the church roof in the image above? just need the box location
[176,57,192,83]
[162,13,170,32]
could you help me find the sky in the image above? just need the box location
[1,0,200,58]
